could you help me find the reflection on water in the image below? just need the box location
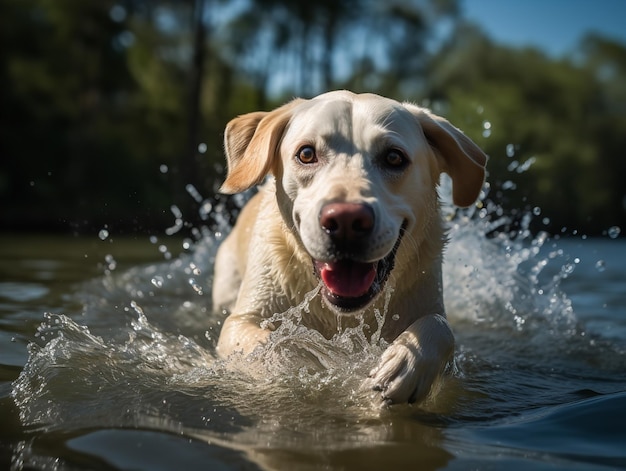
[3,184,626,470]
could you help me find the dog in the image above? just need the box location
[212,90,487,404]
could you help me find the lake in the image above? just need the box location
[1,208,625,470]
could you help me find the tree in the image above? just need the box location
[423,24,626,234]
[3,0,624,235]
[219,0,459,101]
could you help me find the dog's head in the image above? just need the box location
[220,91,487,312]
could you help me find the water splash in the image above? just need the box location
[440,175,577,341]
[251,284,383,379]
[13,310,218,432]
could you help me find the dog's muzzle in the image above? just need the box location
[312,202,405,311]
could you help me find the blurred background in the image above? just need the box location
[1,0,625,236]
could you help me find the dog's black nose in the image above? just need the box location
[319,202,375,241]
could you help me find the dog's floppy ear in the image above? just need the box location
[220,99,304,194]
[408,106,488,207]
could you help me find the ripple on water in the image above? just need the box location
[0,282,49,302]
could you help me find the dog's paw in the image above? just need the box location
[367,338,439,405]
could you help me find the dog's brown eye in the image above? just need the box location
[296,145,317,164]
[384,149,407,169]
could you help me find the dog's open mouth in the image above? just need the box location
[312,225,405,311]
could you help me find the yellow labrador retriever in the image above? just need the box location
[213,90,487,404]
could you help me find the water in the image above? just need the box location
[1,200,626,470]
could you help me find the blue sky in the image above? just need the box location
[462,0,626,56]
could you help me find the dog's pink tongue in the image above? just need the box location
[318,261,376,298]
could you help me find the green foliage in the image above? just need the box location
[424,25,626,234]
[1,0,624,235]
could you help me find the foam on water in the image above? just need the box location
[11,175,622,461]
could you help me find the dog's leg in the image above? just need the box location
[212,233,242,313]
[368,314,454,404]
[216,312,271,357]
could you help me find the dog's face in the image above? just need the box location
[221,91,487,312]
[277,93,438,311]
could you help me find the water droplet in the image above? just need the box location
[109,5,127,22]
[507,160,519,172]
[595,260,606,272]
[391,314,400,321]
[189,262,201,276]
[607,226,621,239]
[104,254,117,271]
[506,144,515,158]
[542,217,551,225]
[199,201,213,220]
[532,207,541,216]
[98,229,109,240]
[185,184,203,203]
[516,156,536,173]
[189,278,204,295]
[165,205,184,235]
[151,276,164,288]
[170,205,183,219]
[149,235,158,244]
[483,120,491,130]
[198,142,207,153]
[159,164,168,174]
